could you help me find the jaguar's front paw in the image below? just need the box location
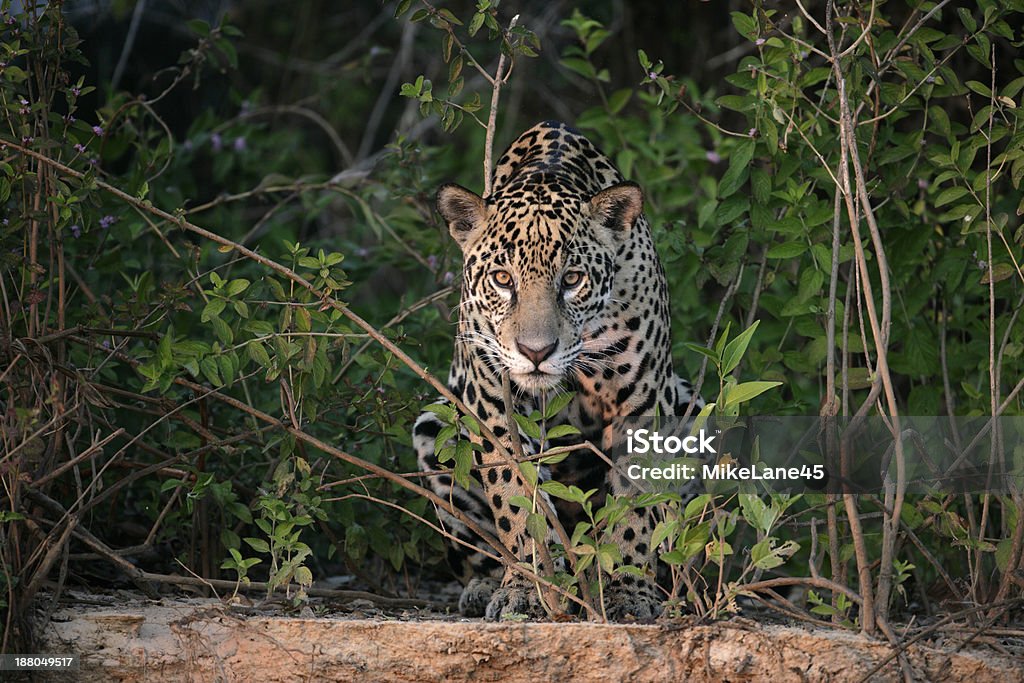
[484,582,547,621]
[603,580,663,621]
[458,576,500,617]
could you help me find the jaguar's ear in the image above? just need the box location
[589,182,643,234]
[437,183,487,249]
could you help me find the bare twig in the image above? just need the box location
[482,14,518,197]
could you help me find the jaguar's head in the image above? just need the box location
[436,179,643,392]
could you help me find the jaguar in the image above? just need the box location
[414,121,703,620]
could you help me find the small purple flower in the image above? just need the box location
[748,128,758,137]
[64,114,76,124]
[69,224,81,238]
[233,136,246,152]
[92,125,104,136]
[705,150,721,164]
[917,179,928,190]
[926,75,936,84]
[427,254,439,269]
[210,133,223,151]
[99,215,117,229]
[18,98,29,114]
[101,340,111,349]
[755,38,766,46]
[21,136,33,145]
[648,71,658,80]
[71,86,81,97]
[89,157,99,166]
[74,143,86,153]
[183,139,194,152]
[443,271,455,285]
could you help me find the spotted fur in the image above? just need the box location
[414,121,702,620]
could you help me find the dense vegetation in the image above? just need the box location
[2,0,1022,655]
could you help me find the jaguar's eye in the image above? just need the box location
[492,270,513,288]
[561,271,584,288]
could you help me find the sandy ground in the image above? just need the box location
[16,591,1021,682]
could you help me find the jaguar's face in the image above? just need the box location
[437,181,642,391]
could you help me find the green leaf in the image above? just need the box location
[453,439,473,489]
[244,537,270,553]
[543,391,575,419]
[608,88,632,115]
[434,426,457,457]
[211,316,233,345]
[980,262,1015,284]
[934,186,970,207]
[157,332,173,370]
[247,340,272,367]
[751,538,799,570]
[200,357,223,387]
[721,320,760,376]
[460,414,481,436]
[519,461,538,487]
[424,403,457,424]
[719,139,755,198]
[468,11,485,36]
[513,414,542,440]
[651,519,678,548]
[727,381,782,406]
[437,8,463,25]
[730,11,757,39]
[751,168,771,204]
[526,512,547,541]
[201,298,226,322]
[226,278,250,296]
[957,7,976,33]
[684,342,720,364]
[766,241,807,259]
[545,424,581,440]
[508,495,533,511]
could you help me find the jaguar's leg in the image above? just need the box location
[413,408,502,616]
[414,405,563,619]
[598,377,707,620]
[603,466,664,620]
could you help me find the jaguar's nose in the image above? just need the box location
[516,338,558,368]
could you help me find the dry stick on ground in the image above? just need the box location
[145,572,436,610]
[855,597,1024,683]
